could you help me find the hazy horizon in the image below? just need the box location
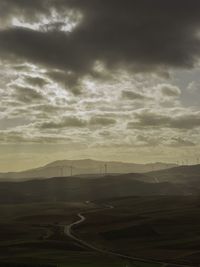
[0,157,180,173]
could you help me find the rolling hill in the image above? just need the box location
[148,164,200,185]
[0,173,194,204]
[0,159,176,181]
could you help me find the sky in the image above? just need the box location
[1,0,200,171]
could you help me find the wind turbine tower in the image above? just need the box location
[104,163,108,175]
[70,165,73,176]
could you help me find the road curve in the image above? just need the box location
[64,204,195,267]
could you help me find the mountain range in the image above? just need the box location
[0,164,199,204]
[0,159,177,181]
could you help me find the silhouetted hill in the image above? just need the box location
[0,174,194,204]
[148,164,200,184]
[0,159,176,181]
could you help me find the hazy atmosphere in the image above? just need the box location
[2,2,200,267]
[1,1,200,171]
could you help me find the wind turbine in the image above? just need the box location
[104,163,108,175]
[70,165,73,176]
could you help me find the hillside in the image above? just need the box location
[0,173,194,204]
[148,164,200,185]
[0,159,176,181]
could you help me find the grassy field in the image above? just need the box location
[59,262,161,267]
[0,201,143,266]
[1,197,200,266]
[76,196,200,265]
[0,261,161,267]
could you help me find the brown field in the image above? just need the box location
[0,197,200,266]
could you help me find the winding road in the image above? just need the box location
[64,204,195,267]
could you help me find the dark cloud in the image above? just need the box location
[0,130,72,144]
[39,116,87,129]
[47,70,81,95]
[0,0,54,22]
[0,0,200,79]
[136,134,162,147]
[36,104,67,114]
[128,110,200,130]
[89,116,116,126]
[0,117,31,130]
[169,137,195,147]
[98,130,111,137]
[122,90,147,100]
[25,76,47,87]
[159,84,181,97]
[136,134,195,147]
[13,85,44,102]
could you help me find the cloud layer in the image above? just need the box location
[0,1,200,169]
[1,0,200,77]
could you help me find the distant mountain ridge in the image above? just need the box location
[0,159,177,181]
[0,164,199,204]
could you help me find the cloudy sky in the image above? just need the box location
[1,0,200,171]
